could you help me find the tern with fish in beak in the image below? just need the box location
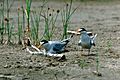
[78,28,97,55]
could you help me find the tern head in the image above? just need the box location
[40,40,48,45]
[77,28,87,33]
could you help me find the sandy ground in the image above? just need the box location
[0,0,120,80]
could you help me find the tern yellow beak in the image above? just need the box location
[37,44,42,49]
[77,28,82,32]
[37,42,44,49]
[76,28,82,35]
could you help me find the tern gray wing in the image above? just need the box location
[52,42,66,52]
[79,33,92,49]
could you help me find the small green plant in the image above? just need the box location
[94,50,102,76]
[96,51,99,72]
[106,34,112,53]
[107,39,112,49]
[61,0,77,39]
[78,59,88,69]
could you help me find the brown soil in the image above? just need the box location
[0,0,120,80]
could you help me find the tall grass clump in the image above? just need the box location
[42,8,60,40]
[31,12,41,45]
[0,0,5,44]
[6,0,14,44]
[21,5,25,35]
[6,0,9,43]
[17,7,22,44]
[20,0,32,48]
[61,0,77,39]
[25,0,32,32]
[30,1,47,45]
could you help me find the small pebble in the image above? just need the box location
[4,65,11,68]
[93,71,102,77]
